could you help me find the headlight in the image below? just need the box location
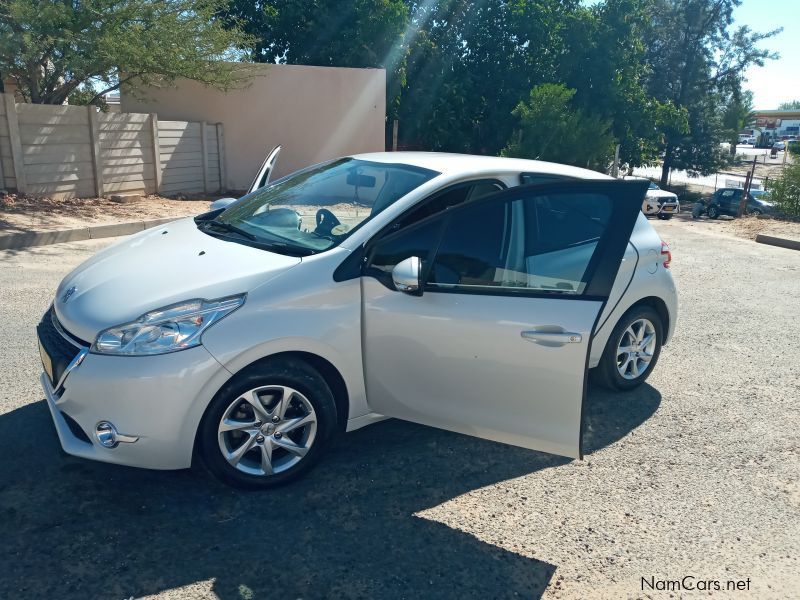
[91,295,245,356]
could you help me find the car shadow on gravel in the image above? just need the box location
[0,384,660,599]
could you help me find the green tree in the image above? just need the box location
[722,90,754,155]
[223,0,408,68]
[643,0,779,185]
[0,0,253,104]
[558,0,687,169]
[502,83,616,169]
[766,162,800,217]
[778,100,800,110]
[395,0,578,153]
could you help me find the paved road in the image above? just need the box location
[0,224,798,599]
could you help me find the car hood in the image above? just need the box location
[54,217,301,342]
[646,189,679,202]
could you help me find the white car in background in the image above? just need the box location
[625,177,680,219]
[37,153,677,489]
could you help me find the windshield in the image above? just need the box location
[205,158,438,254]
[648,182,659,190]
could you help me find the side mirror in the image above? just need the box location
[209,197,238,211]
[392,256,423,295]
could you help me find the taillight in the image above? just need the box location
[660,240,672,268]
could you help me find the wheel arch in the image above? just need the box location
[632,296,671,346]
[590,293,673,370]
[192,350,351,464]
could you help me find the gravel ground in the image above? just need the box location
[0,220,798,599]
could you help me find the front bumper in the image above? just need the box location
[41,346,231,470]
[658,201,680,215]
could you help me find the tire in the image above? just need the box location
[707,205,720,219]
[749,208,762,216]
[657,213,673,220]
[593,305,664,392]
[199,358,337,489]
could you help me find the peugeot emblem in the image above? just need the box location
[61,286,77,303]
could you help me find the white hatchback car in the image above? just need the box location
[37,153,677,488]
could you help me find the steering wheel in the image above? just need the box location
[315,208,341,237]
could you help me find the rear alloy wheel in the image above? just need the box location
[593,305,663,391]
[615,318,657,381]
[200,359,337,488]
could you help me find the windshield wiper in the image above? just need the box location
[198,221,316,256]
[198,219,257,241]
[258,241,317,256]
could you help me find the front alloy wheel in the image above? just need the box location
[218,385,318,476]
[200,359,337,488]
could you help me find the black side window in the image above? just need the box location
[367,218,443,287]
[396,180,504,229]
[427,192,612,295]
[364,180,505,288]
[429,201,510,288]
[528,193,610,252]
[395,185,471,229]
[520,173,573,186]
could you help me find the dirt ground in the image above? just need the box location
[726,214,800,241]
[0,193,216,234]
[671,211,800,243]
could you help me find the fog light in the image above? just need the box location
[95,421,118,448]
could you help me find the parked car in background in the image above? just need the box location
[706,188,775,218]
[37,153,677,489]
[624,177,680,219]
[772,141,786,152]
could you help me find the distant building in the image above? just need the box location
[104,91,121,112]
[741,110,800,142]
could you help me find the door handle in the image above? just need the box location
[521,331,583,344]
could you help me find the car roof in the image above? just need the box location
[350,152,611,180]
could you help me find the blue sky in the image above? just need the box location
[736,0,800,109]
[582,0,799,109]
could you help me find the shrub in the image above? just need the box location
[767,162,800,217]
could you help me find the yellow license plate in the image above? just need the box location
[662,206,674,212]
[38,339,54,384]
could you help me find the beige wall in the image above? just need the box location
[121,64,386,191]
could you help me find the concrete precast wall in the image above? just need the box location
[121,63,386,191]
[0,94,223,199]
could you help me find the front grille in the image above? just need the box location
[36,306,87,387]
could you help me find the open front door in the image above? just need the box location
[361,180,648,458]
[248,145,282,193]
